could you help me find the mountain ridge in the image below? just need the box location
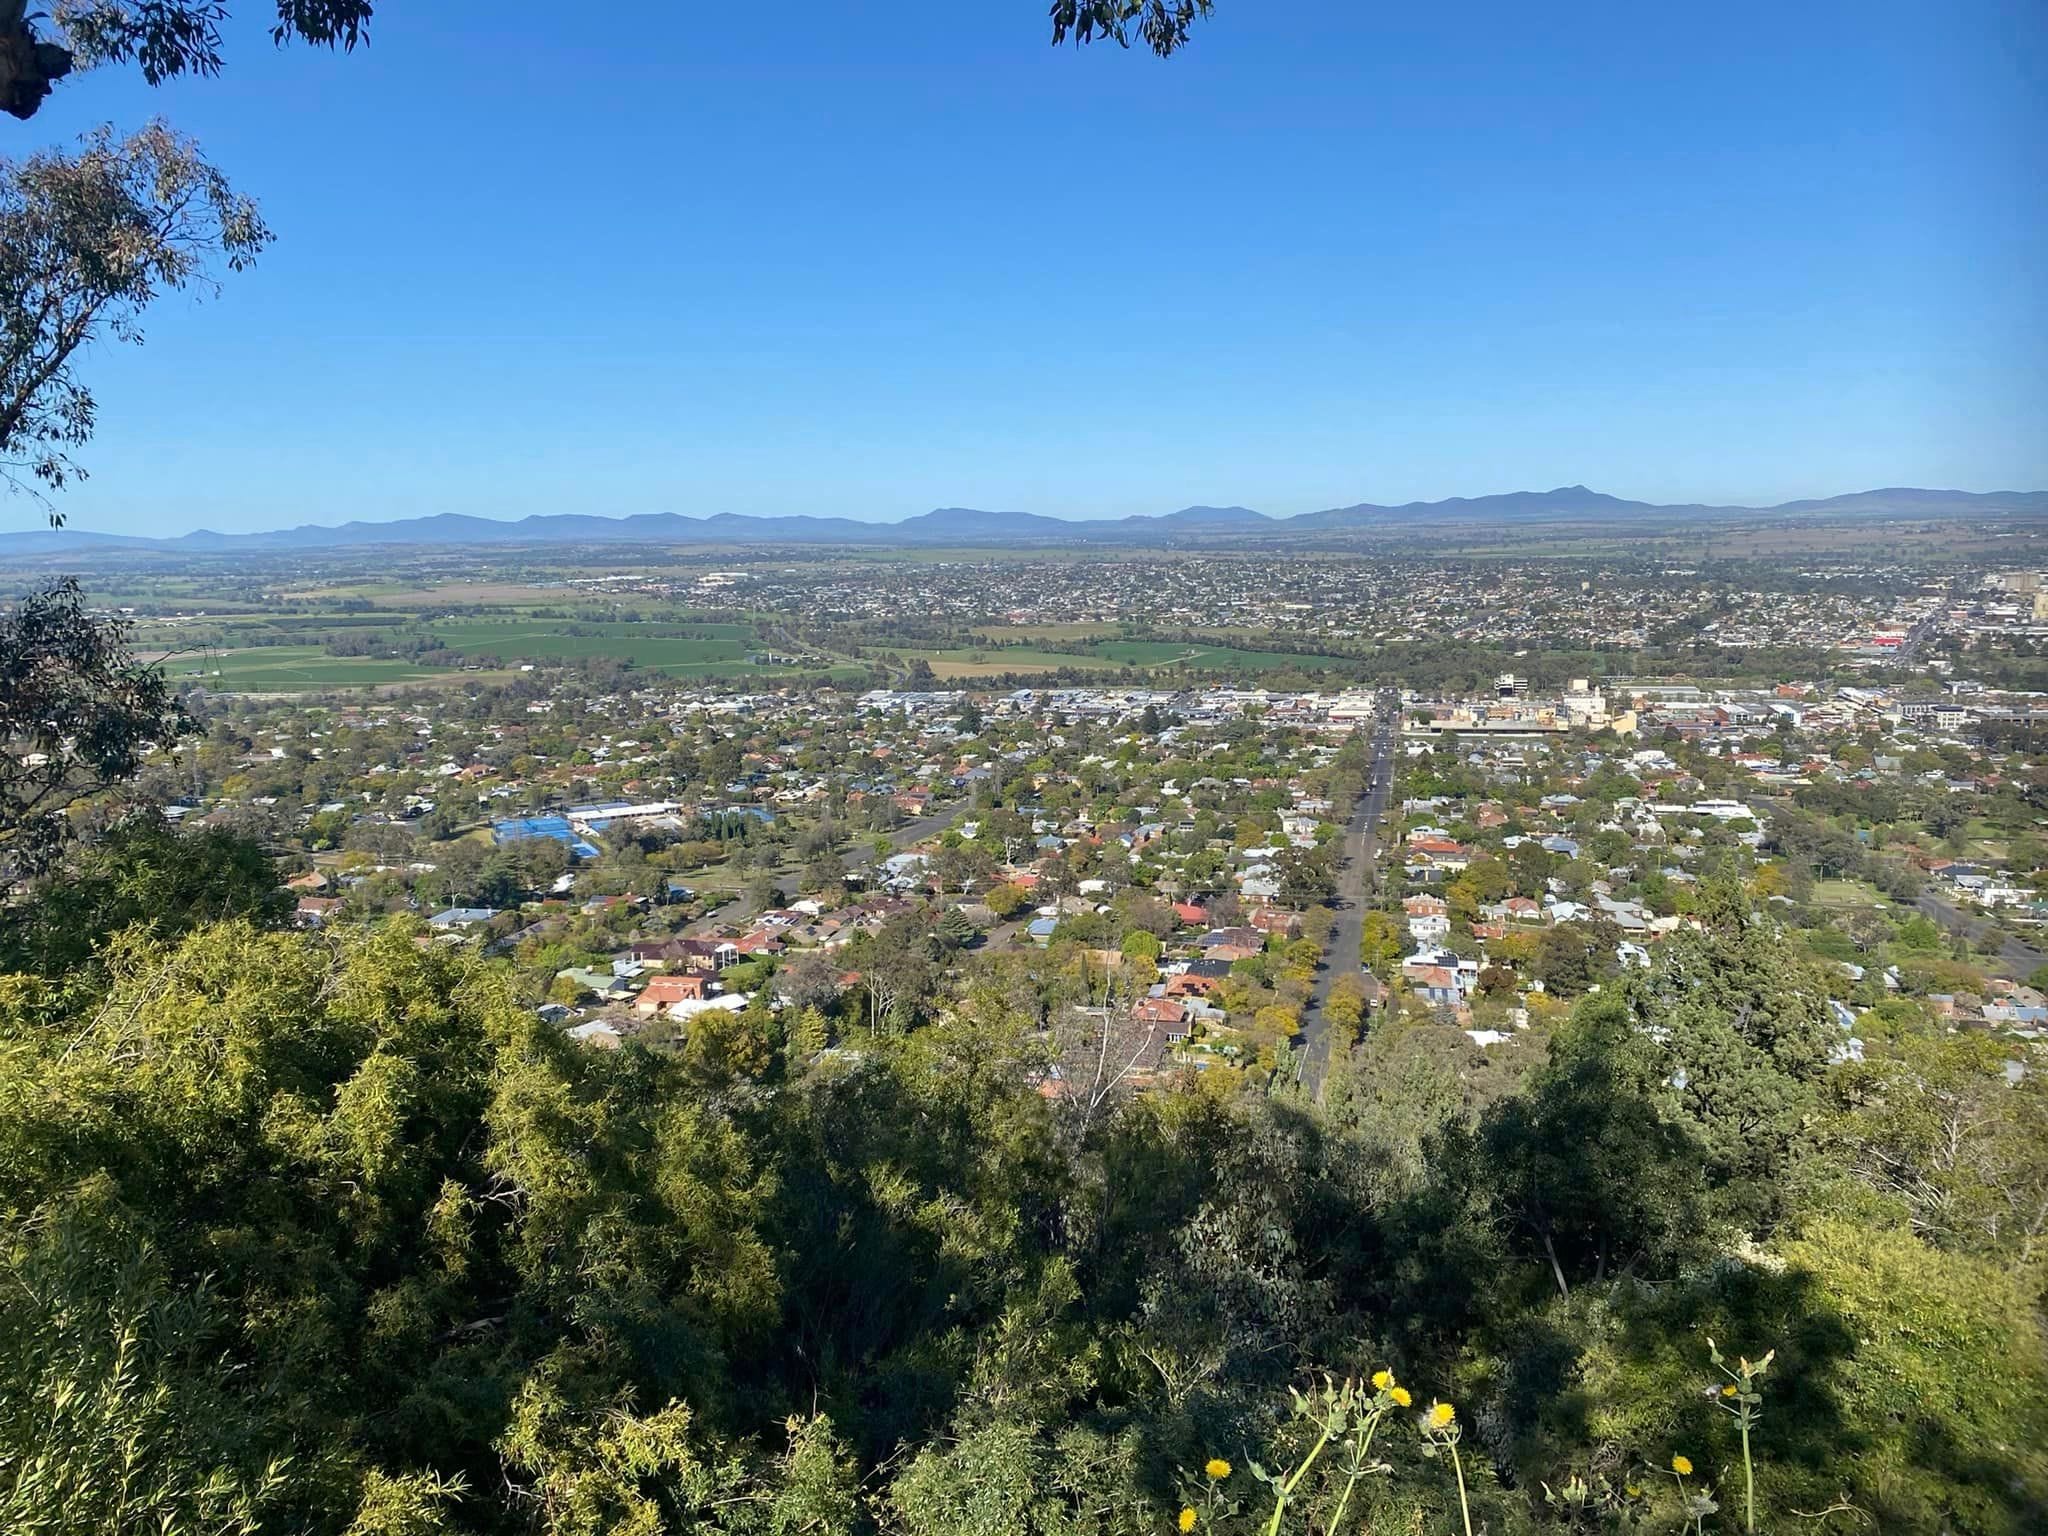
[3,485,2041,556]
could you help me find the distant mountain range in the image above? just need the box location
[3,486,2042,556]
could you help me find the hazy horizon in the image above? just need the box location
[8,481,2048,548]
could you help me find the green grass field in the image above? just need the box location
[154,647,449,691]
[425,619,862,680]
[121,593,1369,690]
[1811,878,1889,909]
[904,647,1124,678]
[429,619,758,673]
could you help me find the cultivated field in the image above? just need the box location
[151,646,450,691]
[427,619,760,674]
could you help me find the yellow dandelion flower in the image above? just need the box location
[1372,1369,1393,1391]
[1178,1507,1198,1533]
[1428,1401,1456,1429]
[1671,1455,1693,1476]
[1721,1384,1738,1397]
[1390,1386,1412,1407]
[1204,1459,1232,1481]
[1626,1485,1642,1498]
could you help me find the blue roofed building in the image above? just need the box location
[494,814,601,860]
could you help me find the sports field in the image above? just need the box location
[428,619,758,673]
[1811,878,1890,910]
[153,646,449,691]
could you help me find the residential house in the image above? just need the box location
[636,974,714,1014]
[295,896,343,928]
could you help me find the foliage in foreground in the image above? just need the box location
[0,915,2042,1534]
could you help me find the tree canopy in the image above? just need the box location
[0,899,2039,1534]
[0,578,184,876]
[4,1,1217,123]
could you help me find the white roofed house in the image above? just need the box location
[428,906,498,931]
[1407,910,1450,943]
[1280,813,1320,847]
[1238,868,1282,902]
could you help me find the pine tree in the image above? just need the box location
[791,1004,831,1061]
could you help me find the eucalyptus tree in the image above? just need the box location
[1,123,266,511]
[0,578,183,877]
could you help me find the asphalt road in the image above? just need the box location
[1296,693,1399,1099]
[1914,889,2046,974]
[884,800,971,853]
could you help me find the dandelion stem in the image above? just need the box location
[1326,1417,1382,1534]
[1327,1465,1363,1533]
[1449,1440,1473,1536]
[1740,1411,1756,1534]
[1264,1422,1336,1536]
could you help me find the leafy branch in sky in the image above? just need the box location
[0,123,269,516]
[4,2,1214,122]
[1050,0,1215,56]
[1,0,372,118]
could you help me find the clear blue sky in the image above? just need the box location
[14,0,2046,535]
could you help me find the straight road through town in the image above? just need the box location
[1296,692,1399,1099]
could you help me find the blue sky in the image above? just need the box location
[12,0,2046,535]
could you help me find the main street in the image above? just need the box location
[1295,691,1399,1099]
